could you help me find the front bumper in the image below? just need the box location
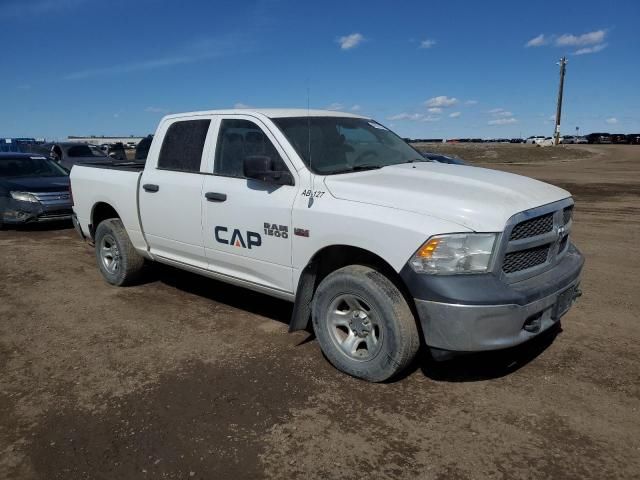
[404,244,584,352]
[1,198,72,224]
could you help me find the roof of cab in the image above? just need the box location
[161,108,369,121]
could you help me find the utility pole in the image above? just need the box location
[554,56,568,146]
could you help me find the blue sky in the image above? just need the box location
[1,0,639,140]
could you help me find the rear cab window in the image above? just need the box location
[158,119,211,172]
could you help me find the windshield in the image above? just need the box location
[0,156,69,178]
[273,117,425,174]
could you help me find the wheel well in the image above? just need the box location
[91,202,120,238]
[289,245,418,332]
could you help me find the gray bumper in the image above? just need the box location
[415,279,581,351]
[408,244,584,352]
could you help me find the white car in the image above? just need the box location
[70,109,584,382]
[525,136,546,145]
[560,136,576,144]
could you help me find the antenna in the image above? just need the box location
[307,82,315,207]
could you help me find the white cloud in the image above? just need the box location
[113,113,120,118]
[488,108,513,117]
[464,100,478,105]
[425,96,458,108]
[350,104,362,111]
[427,107,442,114]
[605,117,618,125]
[421,115,440,122]
[419,39,436,49]
[338,33,364,50]
[525,34,547,47]
[449,112,461,118]
[388,113,424,121]
[145,106,168,113]
[488,118,518,125]
[574,43,607,55]
[556,30,606,47]
[326,102,344,111]
[233,102,251,109]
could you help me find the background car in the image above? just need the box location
[575,136,588,144]
[106,142,128,161]
[586,133,612,144]
[134,135,153,161]
[560,136,576,144]
[47,142,113,170]
[525,136,546,145]
[0,153,72,227]
[627,134,640,145]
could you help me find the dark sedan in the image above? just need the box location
[0,153,72,227]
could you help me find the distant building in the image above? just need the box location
[67,135,144,146]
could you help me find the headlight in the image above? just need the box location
[10,191,39,203]
[409,233,497,274]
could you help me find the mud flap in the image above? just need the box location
[289,261,317,332]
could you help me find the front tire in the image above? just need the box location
[312,265,420,382]
[94,218,144,286]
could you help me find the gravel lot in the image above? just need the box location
[1,145,639,479]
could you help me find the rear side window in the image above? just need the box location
[158,120,210,172]
[214,119,287,178]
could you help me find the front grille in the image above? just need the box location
[509,213,554,240]
[502,244,550,274]
[563,206,573,225]
[32,191,71,205]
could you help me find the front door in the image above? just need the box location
[202,116,298,293]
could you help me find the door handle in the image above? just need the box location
[205,192,227,202]
[143,184,159,192]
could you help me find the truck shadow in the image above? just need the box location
[1,220,73,232]
[149,263,294,325]
[144,263,560,384]
[416,323,562,382]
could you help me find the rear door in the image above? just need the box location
[201,116,298,293]
[139,117,216,268]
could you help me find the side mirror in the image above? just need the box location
[243,156,294,186]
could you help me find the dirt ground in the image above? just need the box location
[1,144,639,479]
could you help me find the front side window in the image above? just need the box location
[158,119,210,172]
[214,119,287,178]
[273,117,424,175]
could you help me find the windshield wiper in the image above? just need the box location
[322,164,383,175]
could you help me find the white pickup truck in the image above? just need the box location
[71,109,584,382]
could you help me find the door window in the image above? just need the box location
[158,119,210,172]
[214,119,288,178]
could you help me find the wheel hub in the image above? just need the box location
[349,310,371,337]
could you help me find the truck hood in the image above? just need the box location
[323,163,570,232]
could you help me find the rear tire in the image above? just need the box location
[312,265,420,382]
[94,218,144,286]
